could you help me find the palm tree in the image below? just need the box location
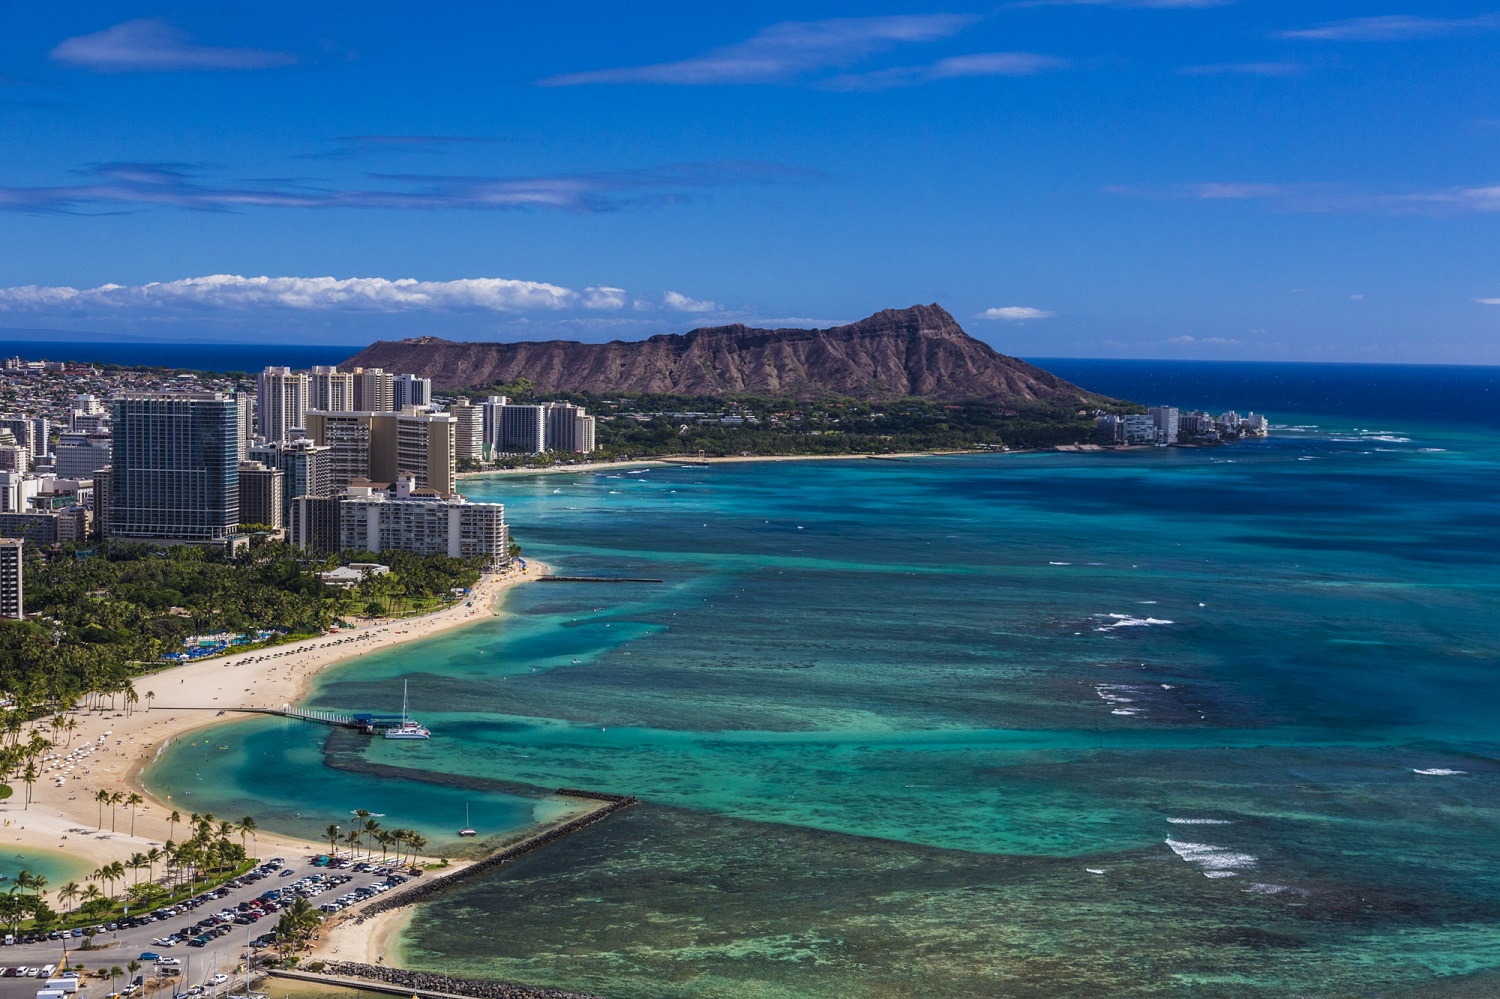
[128,852,147,886]
[239,816,257,856]
[324,824,340,857]
[108,790,124,832]
[58,881,80,914]
[21,761,36,808]
[343,829,360,859]
[276,896,319,956]
[126,961,140,986]
[126,792,144,836]
[406,832,427,864]
[168,810,181,841]
[94,789,109,830]
[144,691,155,712]
[362,818,381,856]
[108,966,122,994]
[79,883,102,908]
[146,846,163,881]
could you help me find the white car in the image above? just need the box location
[156,958,181,968]
[207,975,228,986]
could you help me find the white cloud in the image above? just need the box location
[539,15,976,86]
[0,275,591,313]
[1179,62,1304,76]
[1167,335,1240,345]
[582,286,627,310]
[980,306,1055,320]
[1015,0,1231,7]
[1476,298,1500,305]
[662,291,720,312]
[1110,181,1500,215]
[1279,14,1500,42]
[51,19,295,72]
[831,51,1066,89]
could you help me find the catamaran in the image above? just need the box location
[384,680,431,740]
[458,803,477,837]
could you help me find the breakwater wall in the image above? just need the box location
[351,790,638,923]
[271,966,602,999]
[534,576,663,584]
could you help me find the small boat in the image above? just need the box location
[458,803,477,837]
[384,680,431,740]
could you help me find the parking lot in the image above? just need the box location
[0,855,415,999]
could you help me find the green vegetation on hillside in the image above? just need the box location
[471,388,1133,467]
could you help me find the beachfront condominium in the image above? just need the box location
[480,396,508,456]
[337,476,509,569]
[0,538,21,619]
[449,400,484,463]
[498,404,546,455]
[256,366,308,443]
[303,409,457,497]
[109,392,240,546]
[393,373,432,411]
[309,366,354,412]
[352,368,395,412]
[544,402,597,454]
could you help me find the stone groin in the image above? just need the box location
[352,790,638,923]
[280,965,603,999]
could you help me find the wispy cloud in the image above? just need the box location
[662,291,720,312]
[1014,0,1232,8]
[296,135,508,161]
[1476,297,1500,305]
[1179,61,1304,76]
[0,275,632,314]
[51,19,295,72]
[538,14,977,86]
[0,160,813,215]
[1279,14,1500,41]
[980,306,1055,320]
[1110,180,1500,214]
[829,52,1067,89]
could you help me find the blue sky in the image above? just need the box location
[1,2,1499,362]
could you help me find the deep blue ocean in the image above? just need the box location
[0,339,352,372]
[137,358,1500,999]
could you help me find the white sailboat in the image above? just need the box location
[458,803,477,837]
[384,680,431,740]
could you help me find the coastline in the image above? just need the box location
[456,449,986,481]
[0,558,551,901]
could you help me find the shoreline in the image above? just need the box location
[0,558,551,900]
[457,449,985,480]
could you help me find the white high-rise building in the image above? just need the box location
[352,368,395,412]
[449,400,485,463]
[544,402,597,454]
[1147,406,1180,445]
[256,367,309,443]
[393,374,432,411]
[480,396,509,456]
[309,366,355,412]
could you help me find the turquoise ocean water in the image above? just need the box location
[147,365,1500,998]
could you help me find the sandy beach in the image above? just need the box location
[0,559,549,900]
